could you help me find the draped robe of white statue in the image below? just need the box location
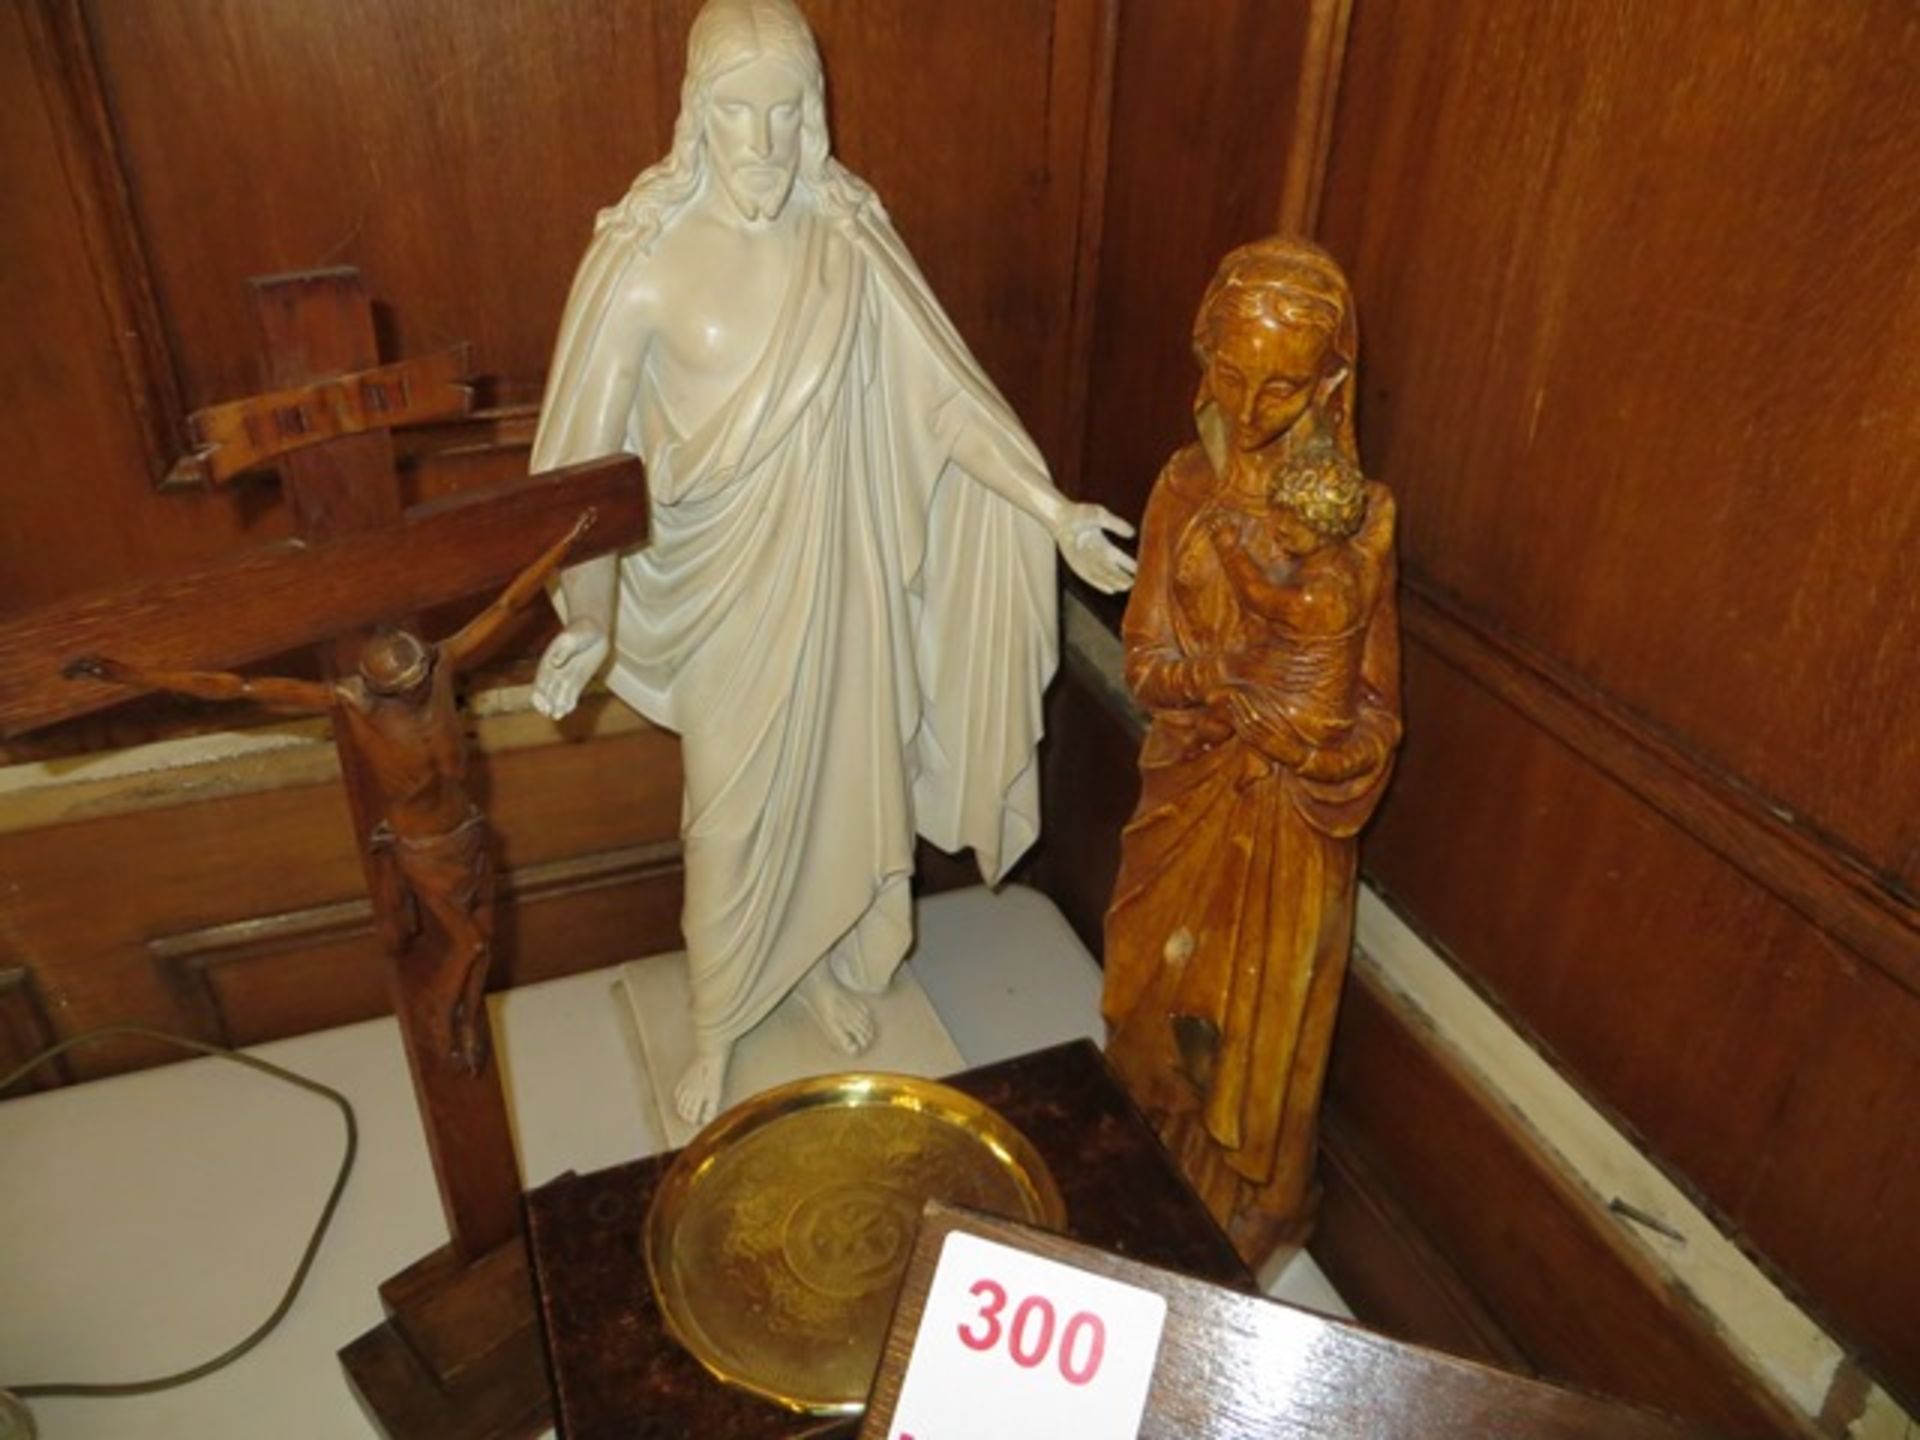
[530,196,1057,1054]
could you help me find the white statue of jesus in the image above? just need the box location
[530,0,1134,1125]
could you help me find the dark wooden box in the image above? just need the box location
[525,1039,1253,1439]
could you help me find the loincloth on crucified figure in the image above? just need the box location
[372,807,497,1075]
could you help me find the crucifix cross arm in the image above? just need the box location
[59,655,337,713]
[440,507,599,674]
[0,459,645,740]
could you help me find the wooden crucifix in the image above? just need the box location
[0,270,646,1438]
[62,509,595,1081]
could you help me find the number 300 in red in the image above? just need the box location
[956,1279,1107,1386]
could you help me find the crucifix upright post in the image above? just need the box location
[248,269,521,1259]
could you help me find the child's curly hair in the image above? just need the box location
[1274,433,1366,539]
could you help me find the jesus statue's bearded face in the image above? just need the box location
[705,54,807,223]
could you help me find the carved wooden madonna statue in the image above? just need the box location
[1103,235,1402,1267]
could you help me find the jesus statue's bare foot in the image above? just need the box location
[797,960,877,1055]
[674,1044,731,1127]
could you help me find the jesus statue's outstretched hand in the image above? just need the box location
[531,618,608,720]
[1051,501,1138,594]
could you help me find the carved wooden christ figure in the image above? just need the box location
[1103,237,1402,1265]
[65,511,597,1078]
[528,0,1135,1125]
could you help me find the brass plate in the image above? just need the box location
[645,1071,1066,1415]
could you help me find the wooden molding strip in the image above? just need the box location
[150,841,682,1048]
[1401,577,1920,1001]
[0,965,69,1094]
[1279,0,1357,235]
[1061,586,1142,737]
[150,840,681,963]
[0,675,651,832]
[20,0,201,487]
[1055,0,1119,495]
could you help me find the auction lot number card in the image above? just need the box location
[885,1230,1169,1440]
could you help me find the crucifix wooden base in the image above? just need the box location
[0,270,648,1440]
[340,1241,552,1438]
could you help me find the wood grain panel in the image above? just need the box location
[0,0,268,610]
[82,0,672,415]
[1315,1122,1528,1375]
[151,844,683,1048]
[1368,638,1920,1404]
[1402,582,1920,1000]
[1319,0,1920,1403]
[798,0,1110,473]
[77,0,1104,478]
[1324,969,1808,1438]
[0,722,682,1081]
[1076,0,1312,524]
[1319,0,1920,888]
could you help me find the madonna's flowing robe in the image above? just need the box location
[1103,446,1398,1252]
[531,196,1057,1052]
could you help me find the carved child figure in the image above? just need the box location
[1198,435,1391,756]
[65,511,596,1077]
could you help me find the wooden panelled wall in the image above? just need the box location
[1,0,1107,610]
[1321,0,1920,1413]
[5,0,1918,1425]
[1041,0,1920,1426]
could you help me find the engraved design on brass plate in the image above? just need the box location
[646,1073,1065,1414]
[782,1179,917,1298]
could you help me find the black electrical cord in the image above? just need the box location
[0,1024,358,1405]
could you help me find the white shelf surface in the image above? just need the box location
[0,884,1344,1438]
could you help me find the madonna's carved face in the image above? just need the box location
[1206,310,1333,454]
[706,54,806,222]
